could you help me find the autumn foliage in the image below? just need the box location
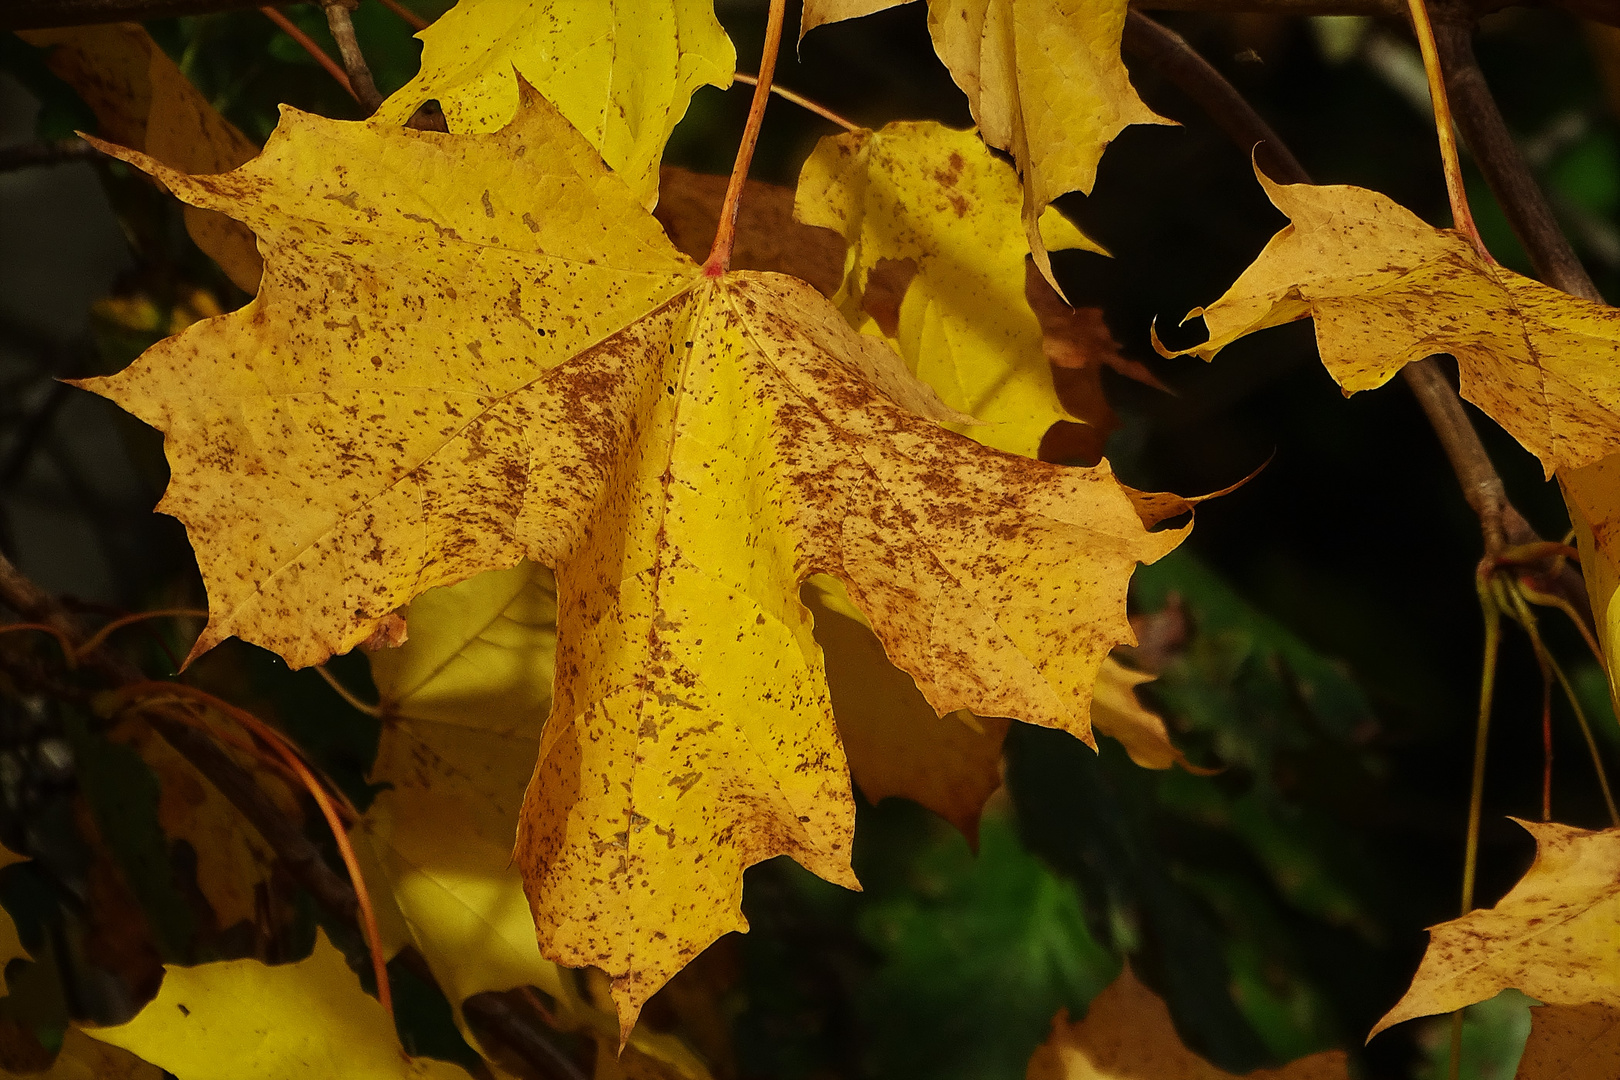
[4,0,1620,1078]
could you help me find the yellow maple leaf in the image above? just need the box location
[1561,456,1620,709]
[1163,172,1620,478]
[357,559,714,1077]
[1514,1002,1620,1079]
[1372,820,1620,1038]
[1027,964,1350,1080]
[795,121,1103,457]
[373,0,734,207]
[19,24,261,293]
[799,0,1170,290]
[84,930,475,1079]
[0,1028,162,1080]
[79,84,1182,1030]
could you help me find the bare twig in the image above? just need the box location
[0,142,101,174]
[321,0,384,115]
[1431,8,1604,303]
[733,72,860,133]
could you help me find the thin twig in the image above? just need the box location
[704,0,788,276]
[314,664,382,717]
[1430,9,1603,302]
[321,0,384,114]
[0,142,101,174]
[1405,0,1490,258]
[75,607,208,660]
[733,72,859,132]
[259,6,358,103]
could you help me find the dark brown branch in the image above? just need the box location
[11,0,1619,31]
[0,142,102,174]
[0,551,586,1080]
[1123,11,1592,629]
[1432,8,1603,304]
[320,0,384,115]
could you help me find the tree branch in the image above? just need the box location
[1122,11,1592,628]
[0,551,586,1080]
[12,0,1620,31]
[1431,5,1603,303]
[320,0,383,115]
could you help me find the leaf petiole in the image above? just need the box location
[704,0,789,276]
[1404,0,1492,262]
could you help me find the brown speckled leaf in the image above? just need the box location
[1373,820,1620,1038]
[77,85,1182,1034]
[1515,1003,1620,1079]
[1028,964,1350,1079]
[1165,172,1620,477]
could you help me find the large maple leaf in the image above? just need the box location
[81,84,1182,1027]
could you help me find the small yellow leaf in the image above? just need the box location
[1027,964,1350,1079]
[795,121,1102,457]
[1091,657,1208,773]
[1373,820,1620,1038]
[1515,1002,1620,1079]
[18,24,261,292]
[801,0,1170,289]
[373,0,734,206]
[1167,173,1620,478]
[81,84,1184,1033]
[1560,458,1620,711]
[0,1027,162,1080]
[84,931,475,1079]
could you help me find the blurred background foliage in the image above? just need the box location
[2,1,1620,1077]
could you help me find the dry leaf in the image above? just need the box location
[1026,262,1168,463]
[0,1028,162,1080]
[655,167,847,297]
[85,931,475,1079]
[80,85,1183,1031]
[1163,172,1620,478]
[795,121,1103,457]
[1560,457,1620,709]
[0,845,27,992]
[111,719,299,931]
[373,0,733,206]
[1515,1002,1620,1079]
[1373,820,1620,1038]
[1027,964,1350,1079]
[800,0,1171,289]
[1090,658,1210,773]
[19,23,261,292]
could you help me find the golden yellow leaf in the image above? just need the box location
[374,0,734,206]
[19,24,261,293]
[85,930,475,1079]
[800,0,1170,289]
[1373,820,1620,1038]
[1514,1002,1620,1079]
[1090,657,1209,773]
[80,84,1183,1031]
[1164,173,1620,477]
[359,560,713,1077]
[0,1028,162,1080]
[0,845,26,994]
[795,121,1102,457]
[359,559,575,1009]
[1027,964,1349,1080]
[1561,457,1620,711]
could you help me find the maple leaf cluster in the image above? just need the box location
[7,0,1620,1077]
